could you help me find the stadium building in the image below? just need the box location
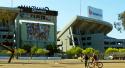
[0,6,58,49]
[57,16,125,52]
[57,6,125,52]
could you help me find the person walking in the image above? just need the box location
[84,54,89,68]
[92,53,98,68]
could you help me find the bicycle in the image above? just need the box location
[88,61,103,68]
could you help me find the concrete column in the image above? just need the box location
[70,27,75,47]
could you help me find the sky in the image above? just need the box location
[0,0,125,39]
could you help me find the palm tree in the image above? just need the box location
[30,46,38,59]
[35,48,49,56]
[16,48,26,57]
[119,11,125,30]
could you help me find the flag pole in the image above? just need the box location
[11,0,13,7]
[80,0,82,15]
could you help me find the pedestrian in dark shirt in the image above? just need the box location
[92,53,98,68]
[84,54,89,68]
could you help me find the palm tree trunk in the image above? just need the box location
[8,50,14,63]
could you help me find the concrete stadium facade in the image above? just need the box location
[0,6,58,49]
[57,16,125,52]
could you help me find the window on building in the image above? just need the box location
[74,37,79,45]
[110,42,116,45]
[41,16,45,20]
[81,32,85,35]
[2,41,14,46]
[104,47,108,50]
[57,39,60,41]
[87,37,91,40]
[118,43,121,45]
[82,37,86,40]
[87,42,91,46]
[91,32,94,34]
[82,43,86,46]
[0,28,9,32]
[104,41,109,45]
[2,35,7,38]
[6,35,13,39]
[117,42,123,45]
[70,38,73,45]
[117,47,123,49]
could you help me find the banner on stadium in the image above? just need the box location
[88,6,103,20]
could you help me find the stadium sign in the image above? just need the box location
[18,5,58,16]
[31,6,49,13]
[88,6,103,20]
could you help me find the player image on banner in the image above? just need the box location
[26,23,50,41]
[39,25,50,40]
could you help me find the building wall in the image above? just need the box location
[0,6,58,50]
[0,23,15,49]
[16,12,58,48]
[59,28,74,52]
[89,34,105,52]
[0,8,19,49]
[58,24,125,53]
[72,33,105,52]
[104,37,125,49]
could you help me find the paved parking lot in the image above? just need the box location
[0,59,125,68]
[0,63,125,68]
